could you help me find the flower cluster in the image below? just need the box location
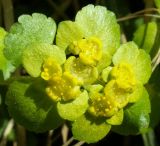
[3,4,152,143]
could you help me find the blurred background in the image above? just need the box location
[0,0,160,146]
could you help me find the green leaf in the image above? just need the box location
[4,13,56,66]
[5,78,64,132]
[147,84,160,128]
[22,43,66,77]
[113,42,152,84]
[97,52,112,73]
[0,27,15,80]
[132,49,152,84]
[101,66,112,82]
[106,109,123,125]
[56,21,84,51]
[133,22,157,53]
[72,114,111,143]
[112,87,151,135]
[75,4,120,56]
[128,83,144,103]
[154,0,160,8]
[147,66,160,127]
[57,91,89,121]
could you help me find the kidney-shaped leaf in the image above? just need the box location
[4,13,56,66]
[5,77,63,133]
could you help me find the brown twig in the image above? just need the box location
[1,0,14,30]
[117,14,160,22]
[117,8,160,22]
[16,124,26,146]
[0,0,3,26]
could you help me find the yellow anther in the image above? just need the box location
[41,72,50,80]
[111,62,136,92]
[69,37,102,66]
[44,68,48,71]
[41,58,62,81]
[41,58,81,102]
[45,72,81,102]
[88,93,119,118]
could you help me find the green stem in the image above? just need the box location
[142,129,157,146]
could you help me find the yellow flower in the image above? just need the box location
[41,58,62,80]
[41,58,81,102]
[69,37,102,66]
[88,92,119,118]
[110,62,136,92]
[88,62,138,118]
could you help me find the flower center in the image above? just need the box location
[41,58,81,102]
[88,93,118,118]
[69,37,102,66]
[110,62,136,92]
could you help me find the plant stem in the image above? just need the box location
[16,124,26,146]
[142,129,157,146]
[73,141,85,146]
[1,0,14,30]
[61,137,74,146]
[0,119,14,146]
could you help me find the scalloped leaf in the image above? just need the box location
[75,4,120,56]
[112,87,151,135]
[57,91,89,121]
[5,78,64,132]
[0,28,15,80]
[4,13,56,66]
[22,43,66,77]
[72,114,111,143]
[113,42,152,84]
[133,22,157,53]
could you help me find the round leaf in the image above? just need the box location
[72,114,111,143]
[4,13,56,66]
[5,78,64,133]
[75,4,120,55]
[113,42,152,84]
